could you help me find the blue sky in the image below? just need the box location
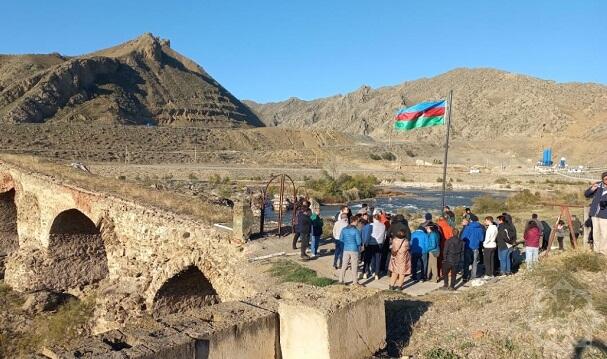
[2,0,605,102]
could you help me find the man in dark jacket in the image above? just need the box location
[292,200,310,249]
[496,215,515,275]
[298,208,312,259]
[585,172,607,255]
[540,220,552,251]
[441,228,463,290]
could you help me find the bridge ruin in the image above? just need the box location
[0,159,386,358]
[0,162,256,331]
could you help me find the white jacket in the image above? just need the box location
[484,224,498,248]
[371,219,386,245]
[333,218,348,240]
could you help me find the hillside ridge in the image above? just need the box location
[245,68,607,142]
[0,33,263,128]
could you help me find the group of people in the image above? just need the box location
[289,171,607,291]
[329,205,530,290]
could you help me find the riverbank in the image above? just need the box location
[388,180,520,192]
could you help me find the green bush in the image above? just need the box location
[370,153,382,161]
[209,174,230,185]
[436,177,444,183]
[424,348,460,359]
[269,260,335,287]
[505,189,540,210]
[219,185,232,198]
[381,152,397,161]
[472,195,504,213]
[494,177,508,184]
[209,174,221,184]
[304,171,379,202]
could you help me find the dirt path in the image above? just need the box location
[245,235,475,296]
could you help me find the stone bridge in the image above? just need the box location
[0,161,256,331]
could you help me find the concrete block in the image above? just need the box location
[277,284,386,359]
[160,301,279,359]
[42,326,196,359]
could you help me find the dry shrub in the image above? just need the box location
[13,297,94,354]
[472,195,503,213]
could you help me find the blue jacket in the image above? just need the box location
[410,229,428,254]
[461,221,485,250]
[427,230,440,255]
[361,223,373,246]
[585,183,607,219]
[340,225,362,252]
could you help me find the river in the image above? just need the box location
[264,188,509,221]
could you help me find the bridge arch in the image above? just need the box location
[0,188,18,278]
[46,208,109,290]
[151,264,219,317]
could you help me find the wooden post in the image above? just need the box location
[583,206,590,249]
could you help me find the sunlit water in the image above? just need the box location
[264,188,509,221]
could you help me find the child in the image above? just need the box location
[556,220,566,250]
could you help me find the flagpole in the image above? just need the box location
[441,90,453,209]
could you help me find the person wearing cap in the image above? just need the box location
[422,212,433,227]
[585,172,607,255]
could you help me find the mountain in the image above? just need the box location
[245,68,607,142]
[0,33,263,127]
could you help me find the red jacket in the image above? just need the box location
[524,227,541,248]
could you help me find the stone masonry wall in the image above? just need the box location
[0,162,259,331]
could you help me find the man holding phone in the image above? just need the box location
[585,172,607,255]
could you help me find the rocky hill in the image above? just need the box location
[0,33,263,128]
[245,68,607,142]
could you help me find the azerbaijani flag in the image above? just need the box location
[394,100,446,131]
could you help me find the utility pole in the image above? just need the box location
[441,90,453,209]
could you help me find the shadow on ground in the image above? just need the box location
[379,296,432,357]
[573,339,607,359]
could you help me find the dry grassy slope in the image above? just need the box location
[0,33,262,128]
[0,125,368,152]
[393,251,607,359]
[246,68,607,145]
